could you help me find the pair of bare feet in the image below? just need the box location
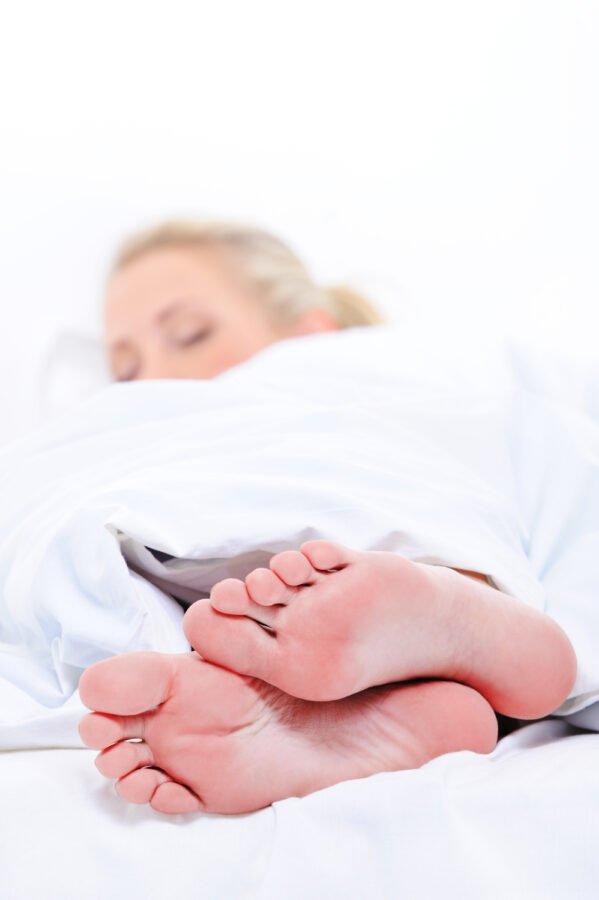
[79,540,577,815]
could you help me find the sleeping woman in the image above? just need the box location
[78,220,577,815]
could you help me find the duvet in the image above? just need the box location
[1,324,599,752]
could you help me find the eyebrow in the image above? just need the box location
[108,298,202,352]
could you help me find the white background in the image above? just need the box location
[0,1,597,445]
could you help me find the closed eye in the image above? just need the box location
[172,327,213,347]
[110,351,139,382]
[114,367,139,382]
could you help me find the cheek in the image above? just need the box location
[199,324,281,374]
[224,319,281,354]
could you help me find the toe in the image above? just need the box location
[95,739,154,778]
[151,781,203,815]
[210,578,251,614]
[245,568,290,606]
[79,712,146,750]
[208,582,280,627]
[269,550,316,586]
[79,652,175,716]
[184,601,279,684]
[115,766,170,805]
[116,766,202,813]
[299,540,354,571]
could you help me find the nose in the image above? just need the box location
[136,349,183,380]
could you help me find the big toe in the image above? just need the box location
[79,651,176,716]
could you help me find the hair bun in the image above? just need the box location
[325,284,385,328]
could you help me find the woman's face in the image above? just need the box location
[104,247,339,381]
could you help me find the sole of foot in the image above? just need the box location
[79,650,497,815]
[184,540,466,701]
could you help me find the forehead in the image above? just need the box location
[104,247,244,325]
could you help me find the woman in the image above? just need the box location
[79,219,576,815]
[103,219,381,383]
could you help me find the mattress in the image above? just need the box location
[1,720,596,900]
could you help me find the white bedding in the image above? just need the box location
[2,720,597,900]
[2,323,599,897]
[2,324,599,740]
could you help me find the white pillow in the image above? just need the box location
[37,330,112,421]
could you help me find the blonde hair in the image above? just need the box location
[111,219,384,329]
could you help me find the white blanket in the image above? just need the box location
[1,324,599,750]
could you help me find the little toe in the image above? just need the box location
[79,651,176,716]
[245,568,291,606]
[269,550,317,586]
[95,739,154,779]
[299,540,355,571]
[210,578,251,614]
[116,766,171,805]
[184,601,279,684]
[151,781,203,815]
[79,712,146,750]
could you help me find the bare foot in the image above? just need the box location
[184,540,577,717]
[78,651,497,815]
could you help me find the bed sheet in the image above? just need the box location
[1,720,596,900]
